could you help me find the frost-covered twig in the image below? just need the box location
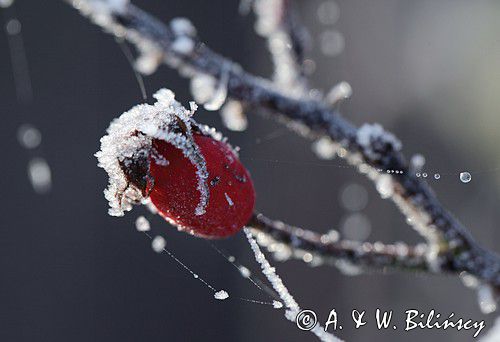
[249,213,432,273]
[252,0,309,94]
[64,0,500,291]
[243,228,342,342]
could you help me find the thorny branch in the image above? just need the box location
[64,0,500,298]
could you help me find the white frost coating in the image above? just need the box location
[325,81,352,106]
[171,36,195,55]
[356,123,402,160]
[375,174,394,199]
[151,235,166,253]
[253,0,306,96]
[477,284,498,314]
[239,266,251,278]
[272,300,283,309]
[244,228,342,342]
[220,101,248,131]
[0,0,14,8]
[190,74,217,104]
[214,290,229,300]
[480,317,500,342]
[95,88,210,217]
[134,41,163,75]
[312,137,339,160]
[170,17,196,37]
[224,193,234,207]
[203,66,229,111]
[135,216,151,232]
[72,0,129,34]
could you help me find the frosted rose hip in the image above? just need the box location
[96,88,255,239]
[149,133,255,238]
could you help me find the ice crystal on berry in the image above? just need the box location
[96,88,210,218]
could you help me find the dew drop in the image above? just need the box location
[460,172,471,183]
[434,173,441,180]
[422,172,428,178]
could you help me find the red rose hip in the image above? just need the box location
[149,134,255,238]
[96,89,255,239]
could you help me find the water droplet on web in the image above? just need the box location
[422,172,428,178]
[434,173,441,180]
[17,124,42,149]
[460,172,471,183]
[151,236,166,253]
[239,266,251,278]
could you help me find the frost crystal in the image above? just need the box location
[375,174,394,199]
[190,74,217,104]
[356,123,401,161]
[224,193,234,207]
[214,290,229,300]
[272,300,283,309]
[239,266,251,278]
[151,235,166,253]
[170,17,196,37]
[326,81,352,106]
[135,215,151,232]
[312,137,338,160]
[95,88,210,217]
[220,100,248,132]
[171,36,195,55]
[477,284,498,314]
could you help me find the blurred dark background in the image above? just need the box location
[1,0,500,341]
